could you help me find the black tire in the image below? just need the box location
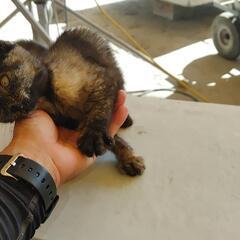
[212,12,240,60]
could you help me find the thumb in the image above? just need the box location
[109,105,128,137]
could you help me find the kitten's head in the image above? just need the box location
[0,40,48,122]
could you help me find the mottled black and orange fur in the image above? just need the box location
[0,27,145,176]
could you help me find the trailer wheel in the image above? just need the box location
[212,12,240,60]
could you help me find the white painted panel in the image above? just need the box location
[160,0,212,7]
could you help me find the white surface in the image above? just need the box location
[160,0,213,7]
[30,96,240,240]
[2,97,240,239]
[0,123,14,150]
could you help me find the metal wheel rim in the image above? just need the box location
[217,25,234,50]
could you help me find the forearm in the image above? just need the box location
[0,174,45,240]
[0,141,59,240]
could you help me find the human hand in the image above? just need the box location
[1,90,128,187]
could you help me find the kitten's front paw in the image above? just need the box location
[118,156,145,176]
[77,129,114,157]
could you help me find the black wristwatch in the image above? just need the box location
[0,153,59,222]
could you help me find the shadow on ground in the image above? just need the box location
[182,55,240,105]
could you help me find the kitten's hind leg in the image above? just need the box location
[113,135,145,176]
[77,78,117,157]
[121,114,133,129]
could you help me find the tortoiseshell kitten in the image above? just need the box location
[0,27,145,176]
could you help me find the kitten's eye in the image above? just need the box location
[0,75,9,88]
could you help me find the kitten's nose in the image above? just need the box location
[10,104,23,113]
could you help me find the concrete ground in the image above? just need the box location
[33,96,240,240]
[2,95,240,239]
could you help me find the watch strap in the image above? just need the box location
[0,155,58,215]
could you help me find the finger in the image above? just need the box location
[109,105,128,137]
[115,90,126,110]
[85,156,96,167]
[54,144,97,184]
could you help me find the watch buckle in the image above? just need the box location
[0,153,24,180]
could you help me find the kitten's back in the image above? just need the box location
[48,27,118,68]
[44,27,124,105]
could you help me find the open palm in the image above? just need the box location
[3,90,128,186]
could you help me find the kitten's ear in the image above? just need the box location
[0,40,14,56]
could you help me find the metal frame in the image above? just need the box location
[0,0,171,78]
[0,0,52,45]
[0,0,28,29]
[11,0,52,45]
[28,0,53,44]
[214,0,240,16]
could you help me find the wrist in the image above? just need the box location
[1,139,60,187]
